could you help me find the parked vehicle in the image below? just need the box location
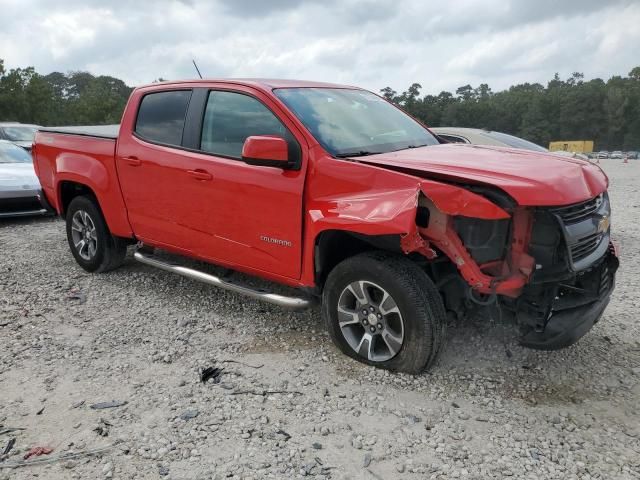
[548,140,593,154]
[33,80,618,373]
[626,151,638,160]
[0,140,49,217]
[0,122,40,151]
[433,127,593,162]
[552,151,590,161]
[430,127,548,152]
[597,151,609,159]
[610,151,623,159]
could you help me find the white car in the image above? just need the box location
[0,140,48,217]
[430,127,548,152]
[0,122,40,152]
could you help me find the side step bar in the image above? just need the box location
[133,251,312,310]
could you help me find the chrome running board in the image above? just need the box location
[133,251,311,310]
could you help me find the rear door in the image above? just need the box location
[116,88,199,251]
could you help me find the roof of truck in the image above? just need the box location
[140,78,360,91]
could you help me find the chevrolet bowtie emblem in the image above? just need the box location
[597,215,610,233]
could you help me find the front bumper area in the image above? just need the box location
[518,244,618,350]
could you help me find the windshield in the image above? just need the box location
[2,126,38,142]
[480,131,547,152]
[274,88,439,156]
[0,142,32,163]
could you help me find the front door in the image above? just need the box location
[181,88,307,280]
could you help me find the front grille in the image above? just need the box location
[551,195,602,224]
[570,232,603,262]
[599,262,612,294]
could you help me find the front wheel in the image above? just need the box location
[66,195,127,273]
[322,251,446,374]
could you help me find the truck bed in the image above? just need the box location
[38,125,120,140]
[33,126,134,238]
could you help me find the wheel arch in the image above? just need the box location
[58,180,98,217]
[54,173,134,239]
[313,230,405,290]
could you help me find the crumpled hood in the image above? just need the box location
[355,144,608,206]
[0,163,41,190]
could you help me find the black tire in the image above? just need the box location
[65,195,127,273]
[322,251,446,374]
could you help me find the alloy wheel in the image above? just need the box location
[70,210,98,261]
[337,280,405,362]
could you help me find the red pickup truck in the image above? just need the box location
[33,79,618,373]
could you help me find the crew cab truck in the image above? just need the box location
[33,79,618,373]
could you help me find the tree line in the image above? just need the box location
[1,57,639,150]
[382,67,640,151]
[0,59,132,127]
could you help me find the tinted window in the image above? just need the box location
[135,90,192,146]
[200,91,286,158]
[0,142,32,163]
[2,126,38,142]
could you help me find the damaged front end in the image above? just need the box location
[307,153,617,349]
[403,188,618,350]
[506,194,619,349]
[403,191,536,299]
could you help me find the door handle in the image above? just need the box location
[123,156,141,166]
[187,169,212,181]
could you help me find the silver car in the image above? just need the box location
[430,127,548,152]
[0,140,48,217]
[0,122,40,152]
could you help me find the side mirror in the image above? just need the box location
[242,136,289,168]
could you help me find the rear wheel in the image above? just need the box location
[322,251,446,374]
[66,196,127,273]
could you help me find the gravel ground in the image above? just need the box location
[1,160,639,480]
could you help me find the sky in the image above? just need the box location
[1,0,639,95]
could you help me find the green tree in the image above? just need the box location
[0,59,132,126]
[1,58,639,150]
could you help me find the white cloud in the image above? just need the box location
[40,9,124,60]
[0,0,638,94]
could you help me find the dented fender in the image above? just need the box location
[300,155,512,286]
[417,181,510,220]
[306,180,508,237]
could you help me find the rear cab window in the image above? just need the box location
[134,90,192,146]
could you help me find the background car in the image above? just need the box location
[0,140,47,217]
[597,151,609,159]
[626,151,638,159]
[430,127,548,152]
[0,122,41,152]
[610,150,623,159]
[551,150,591,161]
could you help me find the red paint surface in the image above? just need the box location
[357,143,608,206]
[33,79,609,296]
[242,135,289,162]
